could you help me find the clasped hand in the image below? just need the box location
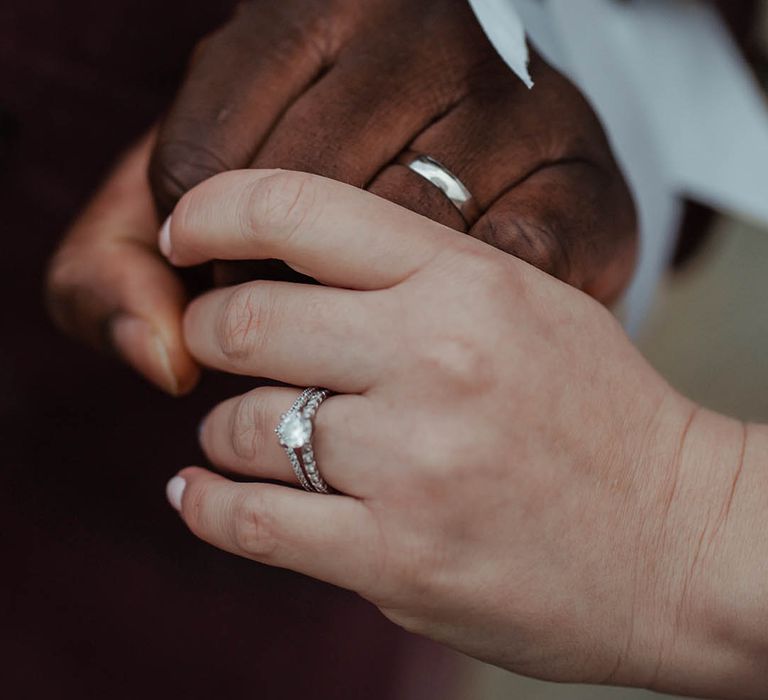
[47,0,636,395]
[160,169,761,697]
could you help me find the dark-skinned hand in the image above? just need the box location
[48,0,636,394]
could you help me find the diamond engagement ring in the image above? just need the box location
[400,153,480,223]
[275,388,332,494]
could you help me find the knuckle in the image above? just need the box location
[450,243,512,286]
[231,489,278,559]
[381,533,451,613]
[477,214,571,281]
[234,2,339,60]
[412,251,508,395]
[217,283,271,361]
[417,334,492,394]
[184,480,209,538]
[240,171,320,248]
[230,392,270,461]
[392,416,458,494]
[150,140,231,211]
[396,414,503,500]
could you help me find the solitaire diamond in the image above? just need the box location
[274,387,332,494]
[278,412,312,449]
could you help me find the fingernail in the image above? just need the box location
[198,417,206,441]
[149,331,180,396]
[111,316,179,395]
[166,476,186,511]
[159,216,172,259]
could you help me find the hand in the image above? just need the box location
[161,170,768,698]
[150,0,637,302]
[46,134,199,394]
[47,0,636,394]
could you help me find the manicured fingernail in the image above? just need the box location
[159,216,172,259]
[111,316,179,395]
[166,476,186,511]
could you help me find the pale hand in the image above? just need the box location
[162,170,768,698]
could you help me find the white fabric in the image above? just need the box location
[466,0,534,87]
[468,0,768,333]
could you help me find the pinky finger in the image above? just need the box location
[471,161,637,305]
[168,467,381,596]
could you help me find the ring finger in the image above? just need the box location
[199,386,374,497]
[392,76,636,296]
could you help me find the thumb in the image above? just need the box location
[47,131,199,395]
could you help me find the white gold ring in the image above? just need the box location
[275,387,331,494]
[400,153,479,223]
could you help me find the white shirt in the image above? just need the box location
[468,0,768,332]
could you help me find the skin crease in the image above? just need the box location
[162,170,768,699]
[47,0,636,394]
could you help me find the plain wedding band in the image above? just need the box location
[399,152,480,223]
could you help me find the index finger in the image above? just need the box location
[161,170,462,290]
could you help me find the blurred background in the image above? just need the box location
[1,1,766,698]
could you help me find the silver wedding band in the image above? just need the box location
[275,387,331,494]
[400,152,480,223]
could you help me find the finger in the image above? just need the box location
[367,164,468,231]
[405,59,593,216]
[149,2,326,215]
[47,133,199,395]
[183,280,385,391]
[400,62,637,301]
[248,46,459,186]
[199,388,372,495]
[170,468,381,596]
[471,162,637,303]
[164,170,457,289]
[365,63,536,231]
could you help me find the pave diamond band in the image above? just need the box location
[299,390,330,493]
[275,387,331,494]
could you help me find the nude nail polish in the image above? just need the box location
[159,216,172,258]
[166,476,186,511]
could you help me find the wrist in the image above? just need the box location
[641,400,768,698]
